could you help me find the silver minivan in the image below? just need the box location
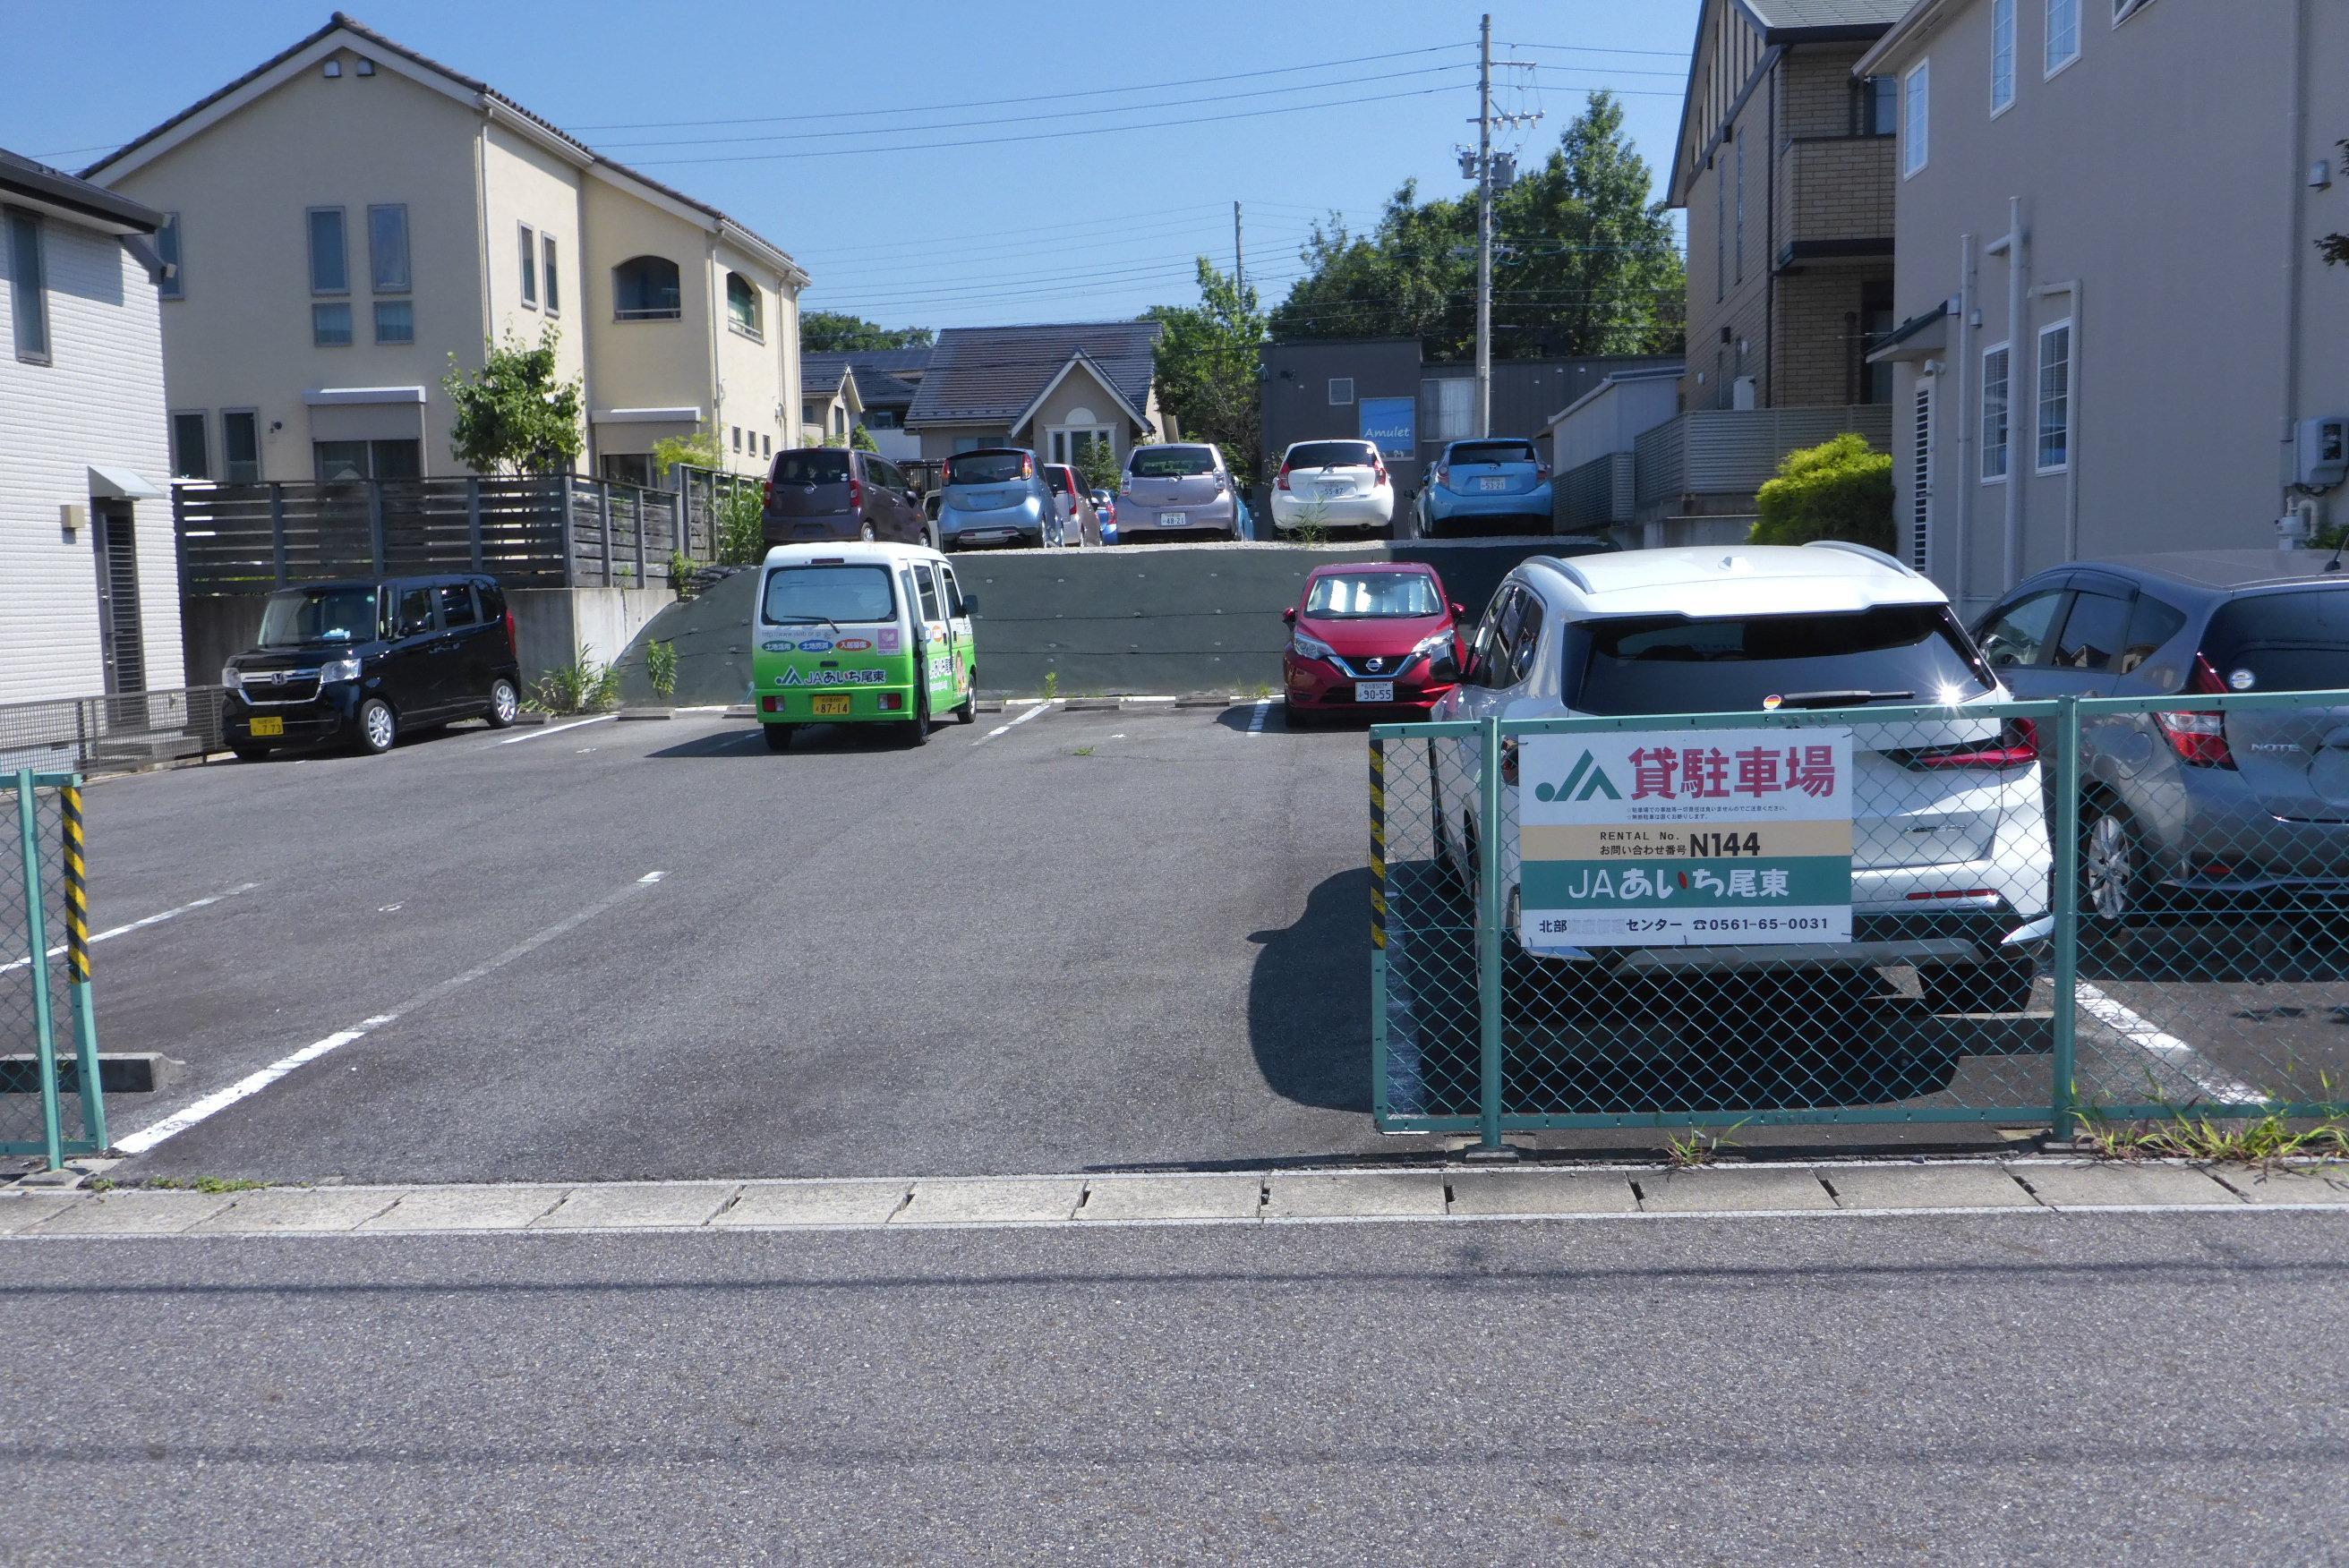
[1116,443,1239,542]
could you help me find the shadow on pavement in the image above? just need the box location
[1247,868,1373,1114]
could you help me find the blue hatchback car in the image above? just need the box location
[1411,437,1552,537]
[935,447,1056,550]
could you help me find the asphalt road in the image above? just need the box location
[50,703,2345,1184]
[5,1210,2345,1562]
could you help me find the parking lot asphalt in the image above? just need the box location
[5,1210,2346,1561]
[56,701,2345,1185]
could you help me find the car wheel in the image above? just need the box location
[905,686,931,747]
[1918,959,2038,1015]
[230,746,271,763]
[485,677,521,729]
[762,722,796,753]
[955,680,978,723]
[2081,804,2143,924]
[859,522,877,542]
[356,697,397,755]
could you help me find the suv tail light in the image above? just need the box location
[1535,460,1550,481]
[2156,655,2236,768]
[1021,456,1034,479]
[1372,456,1389,486]
[846,475,863,516]
[1275,463,1292,492]
[1433,463,1450,489]
[503,608,517,655]
[1896,718,2041,771]
[761,478,773,510]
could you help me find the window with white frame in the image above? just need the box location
[1328,377,1354,405]
[157,212,184,299]
[1902,60,1930,176]
[542,234,559,315]
[1980,343,2010,481]
[1990,0,2016,112]
[518,223,537,308]
[222,409,261,483]
[2036,322,2072,472]
[2046,0,2081,74]
[7,207,49,362]
[368,203,409,294]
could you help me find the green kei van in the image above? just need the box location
[752,541,978,750]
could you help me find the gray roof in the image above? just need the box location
[908,321,1162,428]
[0,146,161,233]
[801,352,921,407]
[1737,0,1914,35]
[832,346,935,376]
[856,370,919,409]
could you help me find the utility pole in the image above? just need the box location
[1465,15,1540,437]
[1234,200,1244,298]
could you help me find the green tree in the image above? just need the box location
[1145,258,1268,488]
[650,424,723,478]
[850,422,878,453]
[1073,439,1123,493]
[1269,93,1685,359]
[1749,433,1895,553]
[441,325,584,473]
[800,311,935,352]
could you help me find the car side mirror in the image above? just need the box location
[961,593,980,616]
[1282,607,1297,624]
[1451,601,1465,617]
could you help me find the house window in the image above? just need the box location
[2046,0,2081,74]
[1854,76,1899,136]
[312,303,354,346]
[313,438,421,481]
[373,299,414,344]
[1050,427,1113,465]
[763,433,772,457]
[170,412,209,479]
[519,223,537,308]
[542,234,559,315]
[222,410,261,483]
[7,208,48,362]
[1733,134,1745,284]
[1902,61,1930,175]
[2113,0,2153,21]
[306,207,347,294]
[2036,321,2072,472]
[1980,343,2010,481]
[732,426,742,453]
[1328,377,1354,405]
[867,409,901,430]
[368,203,409,293]
[1713,162,1724,301]
[613,255,681,320]
[157,212,184,299]
[1991,0,2016,112]
[726,272,762,339]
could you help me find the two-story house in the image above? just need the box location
[0,149,184,706]
[905,322,1167,468]
[82,13,807,490]
[1859,0,2349,615]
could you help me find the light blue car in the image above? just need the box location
[1411,437,1553,537]
[935,447,1056,551]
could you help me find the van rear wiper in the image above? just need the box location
[1772,689,1915,709]
[770,614,841,632]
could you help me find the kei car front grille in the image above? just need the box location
[243,671,321,703]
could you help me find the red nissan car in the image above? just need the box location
[1281,562,1465,725]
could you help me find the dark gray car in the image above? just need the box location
[1974,550,2349,921]
[762,447,925,548]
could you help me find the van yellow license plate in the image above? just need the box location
[811,695,852,718]
[249,717,285,737]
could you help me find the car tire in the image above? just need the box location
[955,681,978,723]
[230,746,271,763]
[762,722,796,753]
[485,677,521,729]
[2080,802,2145,925]
[1918,959,2038,1015]
[905,686,931,747]
[859,522,877,542]
[356,697,397,755]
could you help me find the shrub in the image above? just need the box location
[646,639,678,700]
[531,647,622,714]
[1749,432,1895,554]
[668,549,696,600]
[714,482,765,567]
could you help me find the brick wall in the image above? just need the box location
[1779,45,1871,139]
[1778,137,1897,255]
[1770,269,1893,408]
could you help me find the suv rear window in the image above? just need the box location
[946,451,1029,486]
[772,451,851,486]
[2203,587,2349,692]
[1450,441,1538,465]
[1286,441,1378,470]
[1130,446,1217,478]
[763,565,894,626]
[1567,605,1994,716]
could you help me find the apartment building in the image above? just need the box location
[0,149,184,704]
[1861,0,2349,615]
[83,13,807,490]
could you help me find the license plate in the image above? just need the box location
[1475,477,1509,492]
[811,694,851,717]
[249,716,285,737]
[1162,512,1186,527]
[1317,484,1347,499]
[1355,682,1396,703]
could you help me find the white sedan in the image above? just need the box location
[1268,439,1395,537]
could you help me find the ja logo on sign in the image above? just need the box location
[1533,751,1624,804]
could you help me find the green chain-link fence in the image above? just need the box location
[1371,689,2349,1145]
[2,771,107,1168]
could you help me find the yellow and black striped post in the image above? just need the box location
[61,787,90,984]
[1368,739,1388,951]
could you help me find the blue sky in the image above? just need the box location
[10,0,1699,331]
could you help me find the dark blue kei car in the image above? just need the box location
[1410,437,1553,537]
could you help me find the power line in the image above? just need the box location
[816,220,1328,284]
[1502,39,1691,60]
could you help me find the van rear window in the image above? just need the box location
[764,565,893,626]
[772,451,851,486]
[1568,606,1993,715]
[947,451,1028,485]
[1286,441,1379,471]
[1130,447,1217,478]
[2203,587,2349,692]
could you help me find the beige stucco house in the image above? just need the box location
[905,321,1168,466]
[83,13,807,489]
[1861,0,2349,616]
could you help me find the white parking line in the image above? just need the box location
[1246,700,1271,735]
[493,715,616,746]
[974,700,1057,745]
[114,870,667,1155]
[2075,980,2263,1104]
[0,882,261,976]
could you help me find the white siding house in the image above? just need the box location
[0,149,182,705]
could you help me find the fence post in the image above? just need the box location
[468,477,485,571]
[367,481,387,575]
[59,783,105,1151]
[673,488,688,574]
[1476,716,1506,1149]
[269,483,288,587]
[633,485,649,585]
[2048,695,2082,1140]
[13,771,64,1171]
[1369,735,1389,1123]
[600,484,614,588]
[558,476,577,586]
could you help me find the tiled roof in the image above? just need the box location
[799,353,922,407]
[907,321,1162,428]
[82,13,800,278]
[1738,0,1913,35]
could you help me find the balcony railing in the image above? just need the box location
[1774,136,1895,268]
